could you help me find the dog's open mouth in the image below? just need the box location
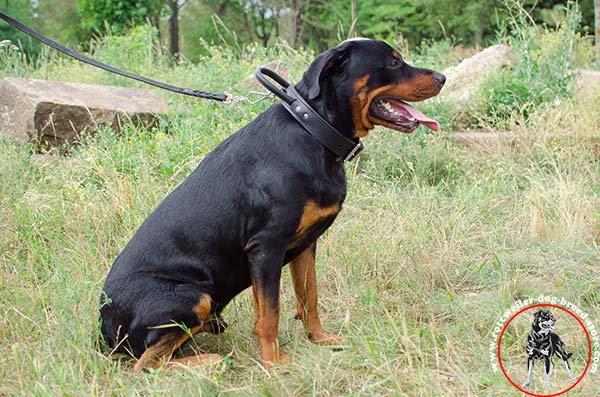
[368,96,439,133]
[539,321,555,333]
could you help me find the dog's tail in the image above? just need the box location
[558,349,574,361]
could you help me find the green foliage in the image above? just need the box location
[88,25,166,73]
[299,1,352,51]
[76,0,165,36]
[2,0,597,62]
[36,0,82,47]
[0,0,41,56]
[178,1,249,59]
[410,38,466,71]
[357,1,423,43]
[0,39,26,77]
[479,1,586,123]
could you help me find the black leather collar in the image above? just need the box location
[255,68,363,162]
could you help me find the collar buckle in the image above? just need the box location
[344,141,364,162]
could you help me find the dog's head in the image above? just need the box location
[296,39,445,138]
[533,309,556,335]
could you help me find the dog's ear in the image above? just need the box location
[300,42,353,100]
[533,310,542,319]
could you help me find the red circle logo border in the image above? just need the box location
[496,303,592,397]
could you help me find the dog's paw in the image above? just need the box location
[522,381,531,388]
[261,351,292,368]
[308,331,345,346]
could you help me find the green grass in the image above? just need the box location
[1,17,600,396]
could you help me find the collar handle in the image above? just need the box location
[255,67,363,162]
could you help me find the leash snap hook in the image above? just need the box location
[223,91,275,105]
[223,93,244,104]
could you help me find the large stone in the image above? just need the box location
[0,78,168,148]
[440,44,513,103]
[572,69,600,100]
[244,60,290,90]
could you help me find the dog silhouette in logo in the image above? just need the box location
[522,309,575,388]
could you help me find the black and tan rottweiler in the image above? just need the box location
[99,39,445,371]
[522,309,575,388]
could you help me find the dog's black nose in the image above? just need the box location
[433,72,446,86]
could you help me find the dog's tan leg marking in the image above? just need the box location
[133,294,223,373]
[251,280,291,367]
[290,243,343,346]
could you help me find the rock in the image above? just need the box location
[0,78,168,149]
[244,60,290,90]
[30,153,56,165]
[441,44,513,103]
[572,69,600,100]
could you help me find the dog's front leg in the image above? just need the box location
[522,357,534,388]
[249,244,290,367]
[290,242,343,345]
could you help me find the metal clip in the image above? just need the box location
[223,91,275,105]
[344,141,364,162]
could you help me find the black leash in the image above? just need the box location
[0,11,238,102]
[1,12,362,161]
[255,68,363,162]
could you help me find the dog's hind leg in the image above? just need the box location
[133,294,222,373]
[563,359,575,381]
[522,358,534,388]
[556,343,575,381]
[558,352,575,381]
[545,357,554,388]
[290,243,343,346]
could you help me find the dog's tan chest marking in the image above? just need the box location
[295,200,341,237]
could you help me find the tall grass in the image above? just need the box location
[0,11,599,396]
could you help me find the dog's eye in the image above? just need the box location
[388,59,402,69]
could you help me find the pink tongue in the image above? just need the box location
[393,101,440,132]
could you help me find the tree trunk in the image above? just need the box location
[595,0,600,61]
[243,13,254,42]
[148,15,162,55]
[475,8,484,50]
[217,2,227,17]
[168,0,180,59]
